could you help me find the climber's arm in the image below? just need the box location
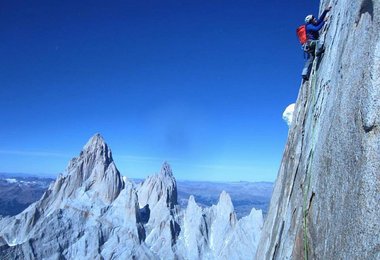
[316,7,332,25]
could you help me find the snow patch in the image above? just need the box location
[283,103,295,126]
[5,178,18,184]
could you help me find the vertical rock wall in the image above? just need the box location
[256,0,380,259]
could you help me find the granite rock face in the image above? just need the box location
[256,0,380,259]
[0,134,147,259]
[0,134,263,259]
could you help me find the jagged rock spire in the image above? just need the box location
[83,133,106,151]
[46,134,124,207]
[80,133,114,169]
[137,162,180,259]
[160,161,173,177]
[0,135,264,260]
[0,134,145,260]
[209,191,237,254]
[137,162,178,209]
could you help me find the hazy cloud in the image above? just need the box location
[193,164,256,171]
[0,150,69,158]
[282,103,295,126]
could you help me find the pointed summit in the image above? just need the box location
[159,161,177,208]
[85,133,105,147]
[217,191,234,212]
[160,161,173,177]
[188,195,196,206]
[82,133,111,158]
[137,162,178,210]
[180,195,208,259]
[45,134,123,207]
[209,191,237,254]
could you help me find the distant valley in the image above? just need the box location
[0,173,272,218]
[0,173,54,216]
[175,180,272,218]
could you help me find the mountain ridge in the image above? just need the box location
[0,134,263,259]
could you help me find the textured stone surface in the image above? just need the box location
[256,0,380,259]
[0,134,263,259]
[0,134,145,259]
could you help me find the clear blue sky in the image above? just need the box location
[0,0,320,182]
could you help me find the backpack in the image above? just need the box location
[296,25,307,45]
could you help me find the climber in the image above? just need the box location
[301,6,332,81]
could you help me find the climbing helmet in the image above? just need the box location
[305,14,314,23]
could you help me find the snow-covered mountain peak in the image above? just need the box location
[216,190,234,213]
[188,195,196,206]
[185,195,203,218]
[0,135,264,259]
[137,162,178,210]
[83,133,106,150]
[160,161,173,177]
[47,134,124,207]
[80,133,113,163]
[206,190,238,256]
